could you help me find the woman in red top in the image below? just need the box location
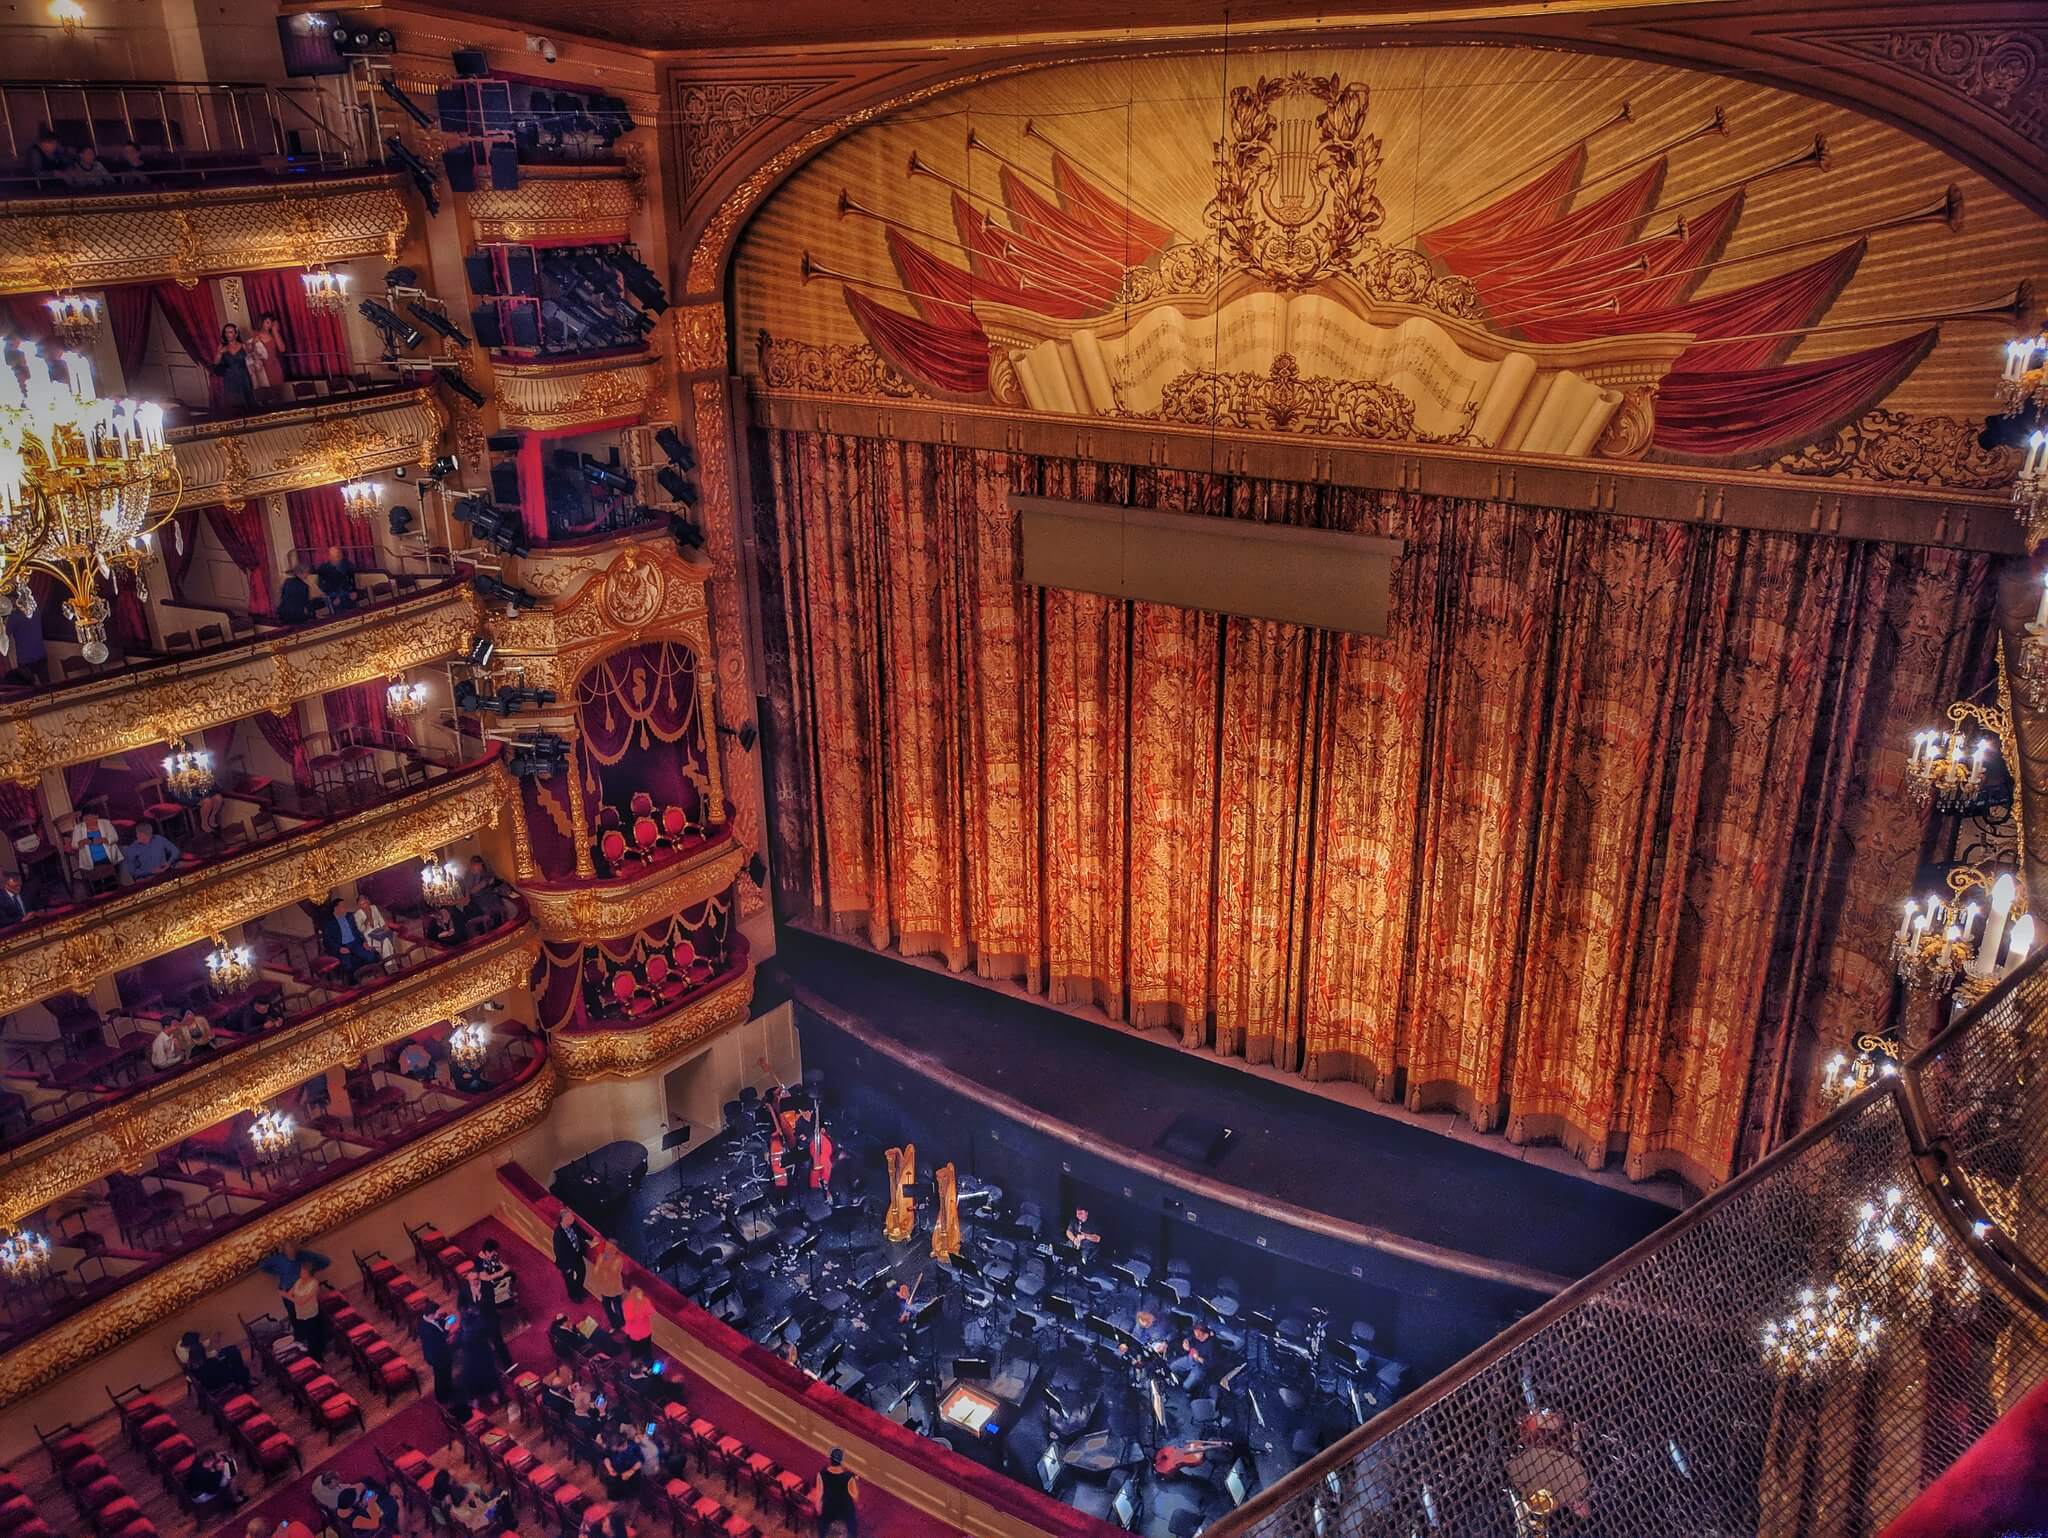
[622,1285,655,1362]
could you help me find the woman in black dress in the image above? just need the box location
[212,323,256,412]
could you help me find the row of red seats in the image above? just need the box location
[321,1285,422,1402]
[244,1312,367,1443]
[0,1464,56,1538]
[177,1365,302,1485]
[32,1422,158,1538]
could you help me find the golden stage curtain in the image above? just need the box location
[757,430,1995,1187]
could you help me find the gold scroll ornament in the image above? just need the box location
[883,1142,917,1244]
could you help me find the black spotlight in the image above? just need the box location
[468,634,496,669]
[387,504,416,536]
[657,466,694,503]
[668,512,703,554]
[654,426,695,471]
[718,720,758,752]
[746,854,768,886]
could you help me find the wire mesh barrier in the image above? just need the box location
[1213,968,2048,1538]
[1916,972,2048,1293]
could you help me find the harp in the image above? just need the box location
[931,1162,961,1261]
[883,1143,917,1244]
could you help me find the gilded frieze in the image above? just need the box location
[0,583,478,782]
[165,388,449,515]
[0,764,513,1019]
[524,837,746,941]
[467,166,641,244]
[0,1060,558,1407]
[493,355,662,433]
[0,925,537,1225]
[550,967,754,1080]
[0,175,410,295]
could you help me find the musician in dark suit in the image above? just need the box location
[554,1208,591,1300]
[1172,1323,1216,1395]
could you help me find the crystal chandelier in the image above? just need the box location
[302,267,350,318]
[1904,726,1994,813]
[0,1225,52,1284]
[1891,889,1980,997]
[247,1108,296,1160]
[162,740,216,802]
[206,934,255,993]
[2017,431,2048,547]
[44,293,103,352]
[1761,1283,1884,1378]
[1819,1033,1902,1105]
[1846,1185,1982,1310]
[448,1020,490,1071]
[2000,329,2048,416]
[0,341,180,664]
[386,676,428,719]
[338,480,382,520]
[420,855,465,907]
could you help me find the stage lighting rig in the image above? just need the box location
[378,76,434,130]
[668,512,704,554]
[654,427,695,471]
[451,495,530,558]
[657,467,698,505]
[501,731,572,779]
[455,679,559,717]
[468,634,497,670]
[472,572,541,612]
[384,135,441,213]
[387,504,417,537]
[718,720,759,752]
[433,360,487,408]
[580,458,635,494]
[358,297,424,358]
[406,301,472,350]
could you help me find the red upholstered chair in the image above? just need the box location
[628,790,656,818]
[644,953,685,1003]
[609,970,653,1019]
[599,827,629,873]
[632,815,661,857]
[659,805,688,845]
[597,805,623,832]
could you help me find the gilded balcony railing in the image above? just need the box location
[1205,958,2048,1538]
[0,752,513,1020]
[159,385,448,515]
[466,164,642,244]
[516,827,746,939]
[0,173,408,295]
[0,918,538,1226]
[0,1044,559,1407]
[0,578,476,781]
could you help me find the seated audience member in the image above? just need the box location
[70,807,127,882]
[123,819,181,880]
[315,545,360,612]
[179,1009,216,1053]
[248,1517,318,1538]
[309,1470,351,1517]
[112,140,149,185]
[183,1448,240,1512]
[25,129,70,184]
[599,1424,641,1499]
[460,854,512,934]
[177,1329,254,1392]
[234,991,288,1033]
[0,872,34,927]
[352,892,396,965]
[275,563,316,624]
[149,1017,191,1071]
[316,893,381,974]
[425,905,462,945]
[64,145,114,186]
[396,1037,436,1083]
[584,1507,633,1538]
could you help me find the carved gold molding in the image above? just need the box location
[550,966,754,1081]
[524,836,746,940]
[0,762,513,1020]
[165,387,450,514]
[508,524,670,599]
[0,175,410,296]
[0,924,539,1225]
[0,1057,559,1407]
[494,355,662,432]
[0,583,478,783]
[468,166,641,243]
[673,302,726,374]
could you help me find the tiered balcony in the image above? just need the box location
[160,385,450,515]
[0,749,512,1020]
[0,577,475,782]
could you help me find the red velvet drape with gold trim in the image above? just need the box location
[757,431,1994,1188]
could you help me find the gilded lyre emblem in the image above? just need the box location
[882,1143,916,1244]
[930,1163,961,1261]
[1205,72,1383,289]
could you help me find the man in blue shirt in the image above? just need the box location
[123,820,182,880]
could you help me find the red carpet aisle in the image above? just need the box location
[228,1212,949,1538]
[1879,1375,2048,1538]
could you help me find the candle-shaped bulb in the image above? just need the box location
[2010,914,2036,964]
[1993,873,2017,915]
[1898,898,1918,940]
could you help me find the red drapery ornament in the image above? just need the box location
[204,504,273,616]
[846,284,992,398]
[148,281,226,413]
[1652,329,1937,461]
[287,484,375,567]
[103,285,156,384]
[254,710,310,787]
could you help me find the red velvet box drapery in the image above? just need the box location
[574,640,712,830]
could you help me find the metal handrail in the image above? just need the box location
[1207,947,2048,1538]
[1,77,364,169]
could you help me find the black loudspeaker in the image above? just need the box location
[469,307,505,349]
[505,304,540,348]
[442,149,478,193]
[436,86,474,134]
[479,82,514,133]
[485,432,523,454]
[504,247,538,296]
[452,47,490,77]
[490,460,523,506]
[487,139,519,191]
[462,253,498,296]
